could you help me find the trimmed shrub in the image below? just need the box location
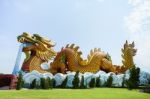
[106,75,113,87]
[61,76,68,88]
[16,72,24,90]
[47,78,54,89]
[80,76,86,89]
[72,71,80,89]
[40,78,45,89]
[52,78,56,88]
[126,66,140,90]
[89,78,96,88]
[122,75,125,88]
[96,76,101,87]
[40,78,50,89]
[30,79,36,89]
[45,78,50,89]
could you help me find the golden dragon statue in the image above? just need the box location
[18,33,137,74]
[18,32,56,73]
[50,41,137,74]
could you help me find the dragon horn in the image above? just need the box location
[94,48,97,52]
[74,46,79,51]
[61,47,64,51]
[87,55,91,60]
[70,44,75,48]
[126,40,128,45]
[90,49,94,55]
[98,48,101,51]
[78,51,82,56]
[131,42,135,47]
[66,44,69,48]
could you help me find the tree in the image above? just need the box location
[80,76,86,89]
[47,78,53,89]
[30,79,37,89]
[16,72,24,90]
[45,78,50,89]
[96,76,101,87]
[61,76,68,88]
[126,66,140,90]
[122,75,125,88]
[72,71,80,89]
[106,75,113,87]
[40,78,49,89]
[89,78,96,88]
[40,78,45,89]
[149,79,150,85]
[52,78,56,88]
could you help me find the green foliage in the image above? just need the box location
[52,78,56,88]
[40,78,50,89]
[96,76,101,87]
[16,72,24,90]
[45,78,50,89]
[30,79,37,89]
[122,75,125,88]
[72,71,80,89]
[106,75,113,87]
[125,66,140,90]
[149,79,150,84]
[89,78,96,88]
[80,76,86,89]
[47,78,53,89]
[40,78,45,89]
[61,77,68,88]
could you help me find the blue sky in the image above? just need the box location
[0,0,150,73]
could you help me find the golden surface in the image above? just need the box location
[18,33,136,74]
[50,41,136,74]
[18,32,56,73]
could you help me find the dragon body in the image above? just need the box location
[50,44,122,74]
[17,33,136,74]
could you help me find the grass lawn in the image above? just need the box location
[0,88,149,99]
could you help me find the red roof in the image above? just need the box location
[0,74,16,78]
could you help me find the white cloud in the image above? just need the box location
[128,0,143,6]
[125,0,150,72]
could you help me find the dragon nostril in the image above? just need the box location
[20,38,23,42]
[19,37,25,43]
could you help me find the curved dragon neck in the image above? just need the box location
[22,52,46,73]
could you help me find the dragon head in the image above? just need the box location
[123,41,137,56]
[18,32,56,47]
[18,32,56,62]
